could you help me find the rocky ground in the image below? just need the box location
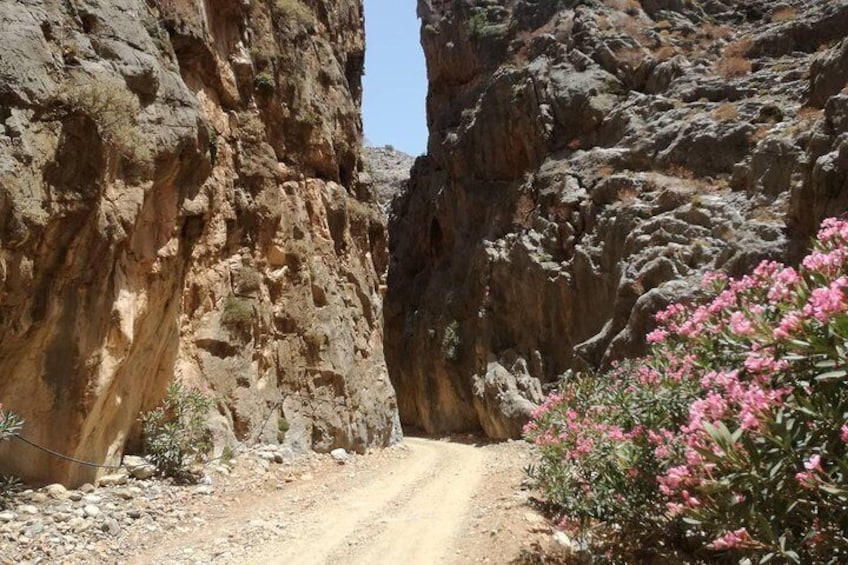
[0,438,564,564]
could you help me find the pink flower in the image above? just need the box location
[709,528,751,550]
[796,470,817,489]
[803,278,848,322]
[646,328,669,344]
[729,311,755,336]
[841,425,848,443]
[774,312,802,340]
[804,455,822,471]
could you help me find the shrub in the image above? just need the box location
[715,55,752,78]
[66,80,149,162]
[0,404,23,442]
[0,405,24,509]
[527,218,848,563]
[277,417,289,443]
[771,6,798,23]
[221,294,254,334]
[141,383,213,479]
[712,102,739,122]
[274,0,314,29]
[254,72,276,94]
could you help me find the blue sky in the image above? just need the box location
[362,1,428,156]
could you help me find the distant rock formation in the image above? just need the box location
[385,0,848,438]
[362,146,416,216]
[0,0,400,486]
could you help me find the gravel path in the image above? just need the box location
[2,438,555,564]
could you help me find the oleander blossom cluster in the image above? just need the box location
[525,218,848,563]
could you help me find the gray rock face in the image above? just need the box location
[385,0,848,438]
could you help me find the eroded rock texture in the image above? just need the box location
[386,0,848,438]
[0,0,399,486]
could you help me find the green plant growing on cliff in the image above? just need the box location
[0,404,23,443]
[274,0,315,29]
[442,320,462,362]
[254,71,276,94]
[0,405,24,509]
[221,294,255,334]
[277,417,290,443]
[66,80,150,162]
[141,383,213,479]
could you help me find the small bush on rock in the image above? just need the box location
[274,0,314,29]
[527,218,848,563]
[66,80,150,162]
[0,405,24,509]
[0,404,23,443]
[141,383,213,479]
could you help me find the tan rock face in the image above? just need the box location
[0,0,399,487]
[386,0,848,438]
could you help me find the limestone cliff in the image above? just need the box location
[0,0,399,486]
[386,0,848,438]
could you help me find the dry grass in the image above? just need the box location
[700,24,733,40]
[617,185,639,203]
[666,163,695,179]
[725,38,753,58]
[715,56,752,78]
[797,106,824,123]
[615,46,646,68]
[597,165,615,178]
[712,103,739,122]
[771,6,798,23]
[653,45,676,61]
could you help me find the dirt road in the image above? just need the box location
[129,437,548,565]
[247,437,483,564]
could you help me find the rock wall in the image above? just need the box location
[385,0,848,438]
[0,0,399,487]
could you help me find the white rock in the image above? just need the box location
[330,448,349,462]
[195,485,214,496]
[81,494,102,505]
[83,505,101,518]
[123,455,156,480]
[0,511,16,522]
[97,472,128,487]
[18,505,38,515]
[44,483,68,499]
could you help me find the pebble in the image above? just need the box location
[18,505,39,515]
[79,484,95,494]
[83,505,101,518]
[0,511,16,522]
[67,492,83,502]
[123,456,156,480]
[82,494,103,505]
[97,473,128,487]
[44,484,68,499]
[330,448,349,462]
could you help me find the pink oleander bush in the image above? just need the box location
[526,218,848,564]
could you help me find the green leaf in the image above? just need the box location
[816,369,847,381]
